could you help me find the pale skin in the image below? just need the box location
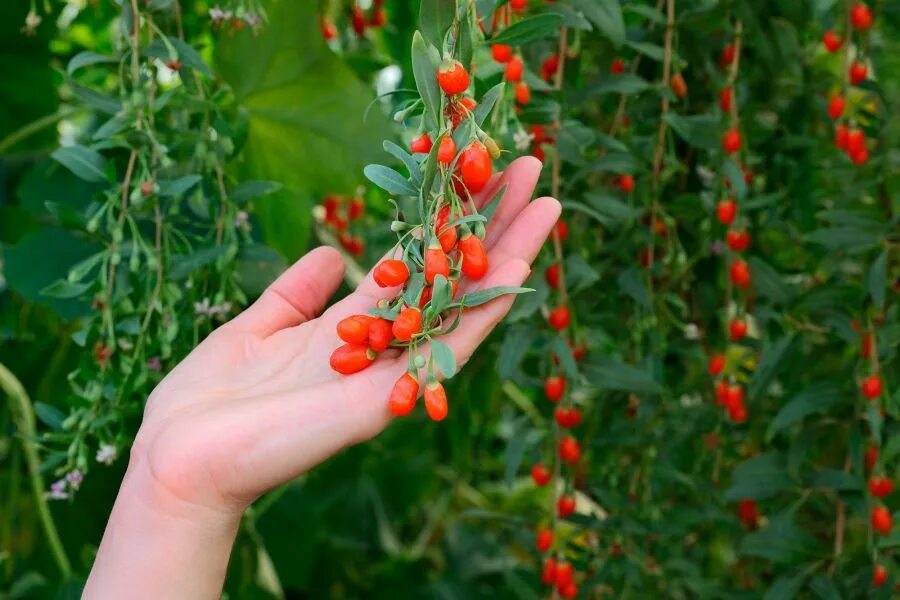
[83,157,560,598]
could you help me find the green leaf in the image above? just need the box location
[473,83,504,127]
[40,279,91,299]
[457,9,473,69]
[767,384,844,439]
[169,246,229,280]
[550,336,579,379]
[67,51,117,75]
[740,512,823,564]
[584,74,650,97]
[748,257,793,305]
[625,4,665,24]
[462,286,533,308]
[565,254,600,294]
[724,453,792,501]
[158,175,202,197]
[384,140,423,186]
[230,180,283,203]
[169,38,213,77]
[722,159,747,199]
[419,0,456,49]
[805,227,880,253]
[624,40,664,61]
[664,113,720,149]
[50,145,108,183]
[214,0,391,260]
[34,402,66,430]
[617,267,651,309]
[430,274,453,315]
[584,357,664,394]
[69,82,122,114]
[490,14,564,44]
[430,339,457,379]
[763,569,809,600]
[869,248,887,309]
[364,164,418,196]
[807,469,859,491]
[748,334,794,400]
[412,31,443,131]
[504,416,530,488]
[584,192,642,223]
[806,575,841,600]
[570,0,625,47]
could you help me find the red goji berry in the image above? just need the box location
[424,380,449,421]
[373,259,410,287]
[388,372,419,416]
[436,60,470,95]
[458,230,488,280]
[392,307,422,342]
[329,343,376,374]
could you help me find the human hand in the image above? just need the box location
[85,157,559,598]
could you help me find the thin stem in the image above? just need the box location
[0,107,83,154]
[727,21,743,129]
[0,362,72,578]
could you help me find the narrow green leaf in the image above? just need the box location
[584,357,664,394]
[724,453,792,501]
[230,181,283,203]
[384,140,423,185]
[34,403,66,430]
[473,83,505,127]
[67,51,117,75]
[419,0,456,49]
[411,32,443,130]
[51,145,109,183]
[364,164,418,196]
[490,14,563,44]
[462,286,533,308]
[158,175,203,197]
[40,279,91,299]
[617,267,651,309]
[571,0,625,47]
[868,248,887,309]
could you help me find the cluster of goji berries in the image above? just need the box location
[330,16,510,424]
[707,30,754,428]
[823,2,874,166]
[317,193,366,256]
[319,0,387,42]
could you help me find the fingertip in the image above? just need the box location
[532,196,562,219]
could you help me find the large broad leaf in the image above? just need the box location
[215,0,391,261]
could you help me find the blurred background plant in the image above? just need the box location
[1,0,898,599]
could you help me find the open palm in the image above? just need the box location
[129,156,559,515]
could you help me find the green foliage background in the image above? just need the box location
[1,0,898,598]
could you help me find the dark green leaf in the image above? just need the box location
[50,145,109,183]
[585,74,650,97]
[490,14,564,44]
[868,248,887,309]
[67,51,117,75]
[158,175,202,197]
[34,402,66,430]
[419,0,456,48]
[584,357,664,394]
[617,267,651,309]
[40,279,91,299]
[168,246,229,280]
[748,334,794,400]
[230,180,284,203]
[767,384,844,440]
[570,0,624,47]
[724,453,792,501]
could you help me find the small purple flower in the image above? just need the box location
[710,240,725,256]
[66,470,84,491]
[46,479,68,500]
[147,356,162,371]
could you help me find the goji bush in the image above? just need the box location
[0,0,898,598]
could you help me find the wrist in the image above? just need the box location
[84,448,242,599]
